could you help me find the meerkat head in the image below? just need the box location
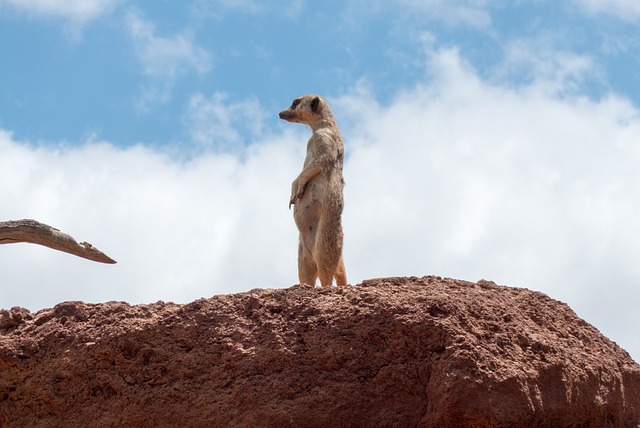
[279,94,327,126]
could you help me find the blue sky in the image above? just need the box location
[1,1,640,361]
[2,1,638,145]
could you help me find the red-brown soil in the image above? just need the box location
[1,276,639,427]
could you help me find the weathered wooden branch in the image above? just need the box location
[0,219,116,264]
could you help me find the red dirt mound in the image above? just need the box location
[1,276,639,427]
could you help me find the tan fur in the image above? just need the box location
[279,94,347,287]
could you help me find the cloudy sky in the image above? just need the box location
[1,1,639,361]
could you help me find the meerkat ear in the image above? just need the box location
[310,96,320,112]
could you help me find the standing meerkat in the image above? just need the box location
[279,94,347,287]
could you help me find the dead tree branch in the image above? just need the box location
[0,219,116,264]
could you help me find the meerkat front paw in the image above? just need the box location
[289,179,304,208]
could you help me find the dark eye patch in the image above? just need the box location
[291,99,301,110]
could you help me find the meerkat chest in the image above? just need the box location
[303,137,321,166]
[304,131,341,168]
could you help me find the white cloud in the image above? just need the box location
[184,93,268,150]
[208,0,263,14]
[338,52,640,290]
[190,0,304,19]
[0,129,302,309]
[394,0,492,28]
[0,0,121,26]
[576,0,640,20]
[492,38,601,96]
[125,9,213,109]
[1,44,639,362]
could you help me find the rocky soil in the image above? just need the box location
[1,276,639,427]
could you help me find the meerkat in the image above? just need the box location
[279,94,347,287]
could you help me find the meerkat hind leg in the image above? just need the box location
[298,239,318,286]
[318,267,335,287]
[335,256,347,286]
[316,244,338,287]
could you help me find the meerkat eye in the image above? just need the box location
[291,99,301,110]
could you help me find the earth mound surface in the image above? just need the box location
[2,276,639,427]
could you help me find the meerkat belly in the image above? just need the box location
[293,177,327,231]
